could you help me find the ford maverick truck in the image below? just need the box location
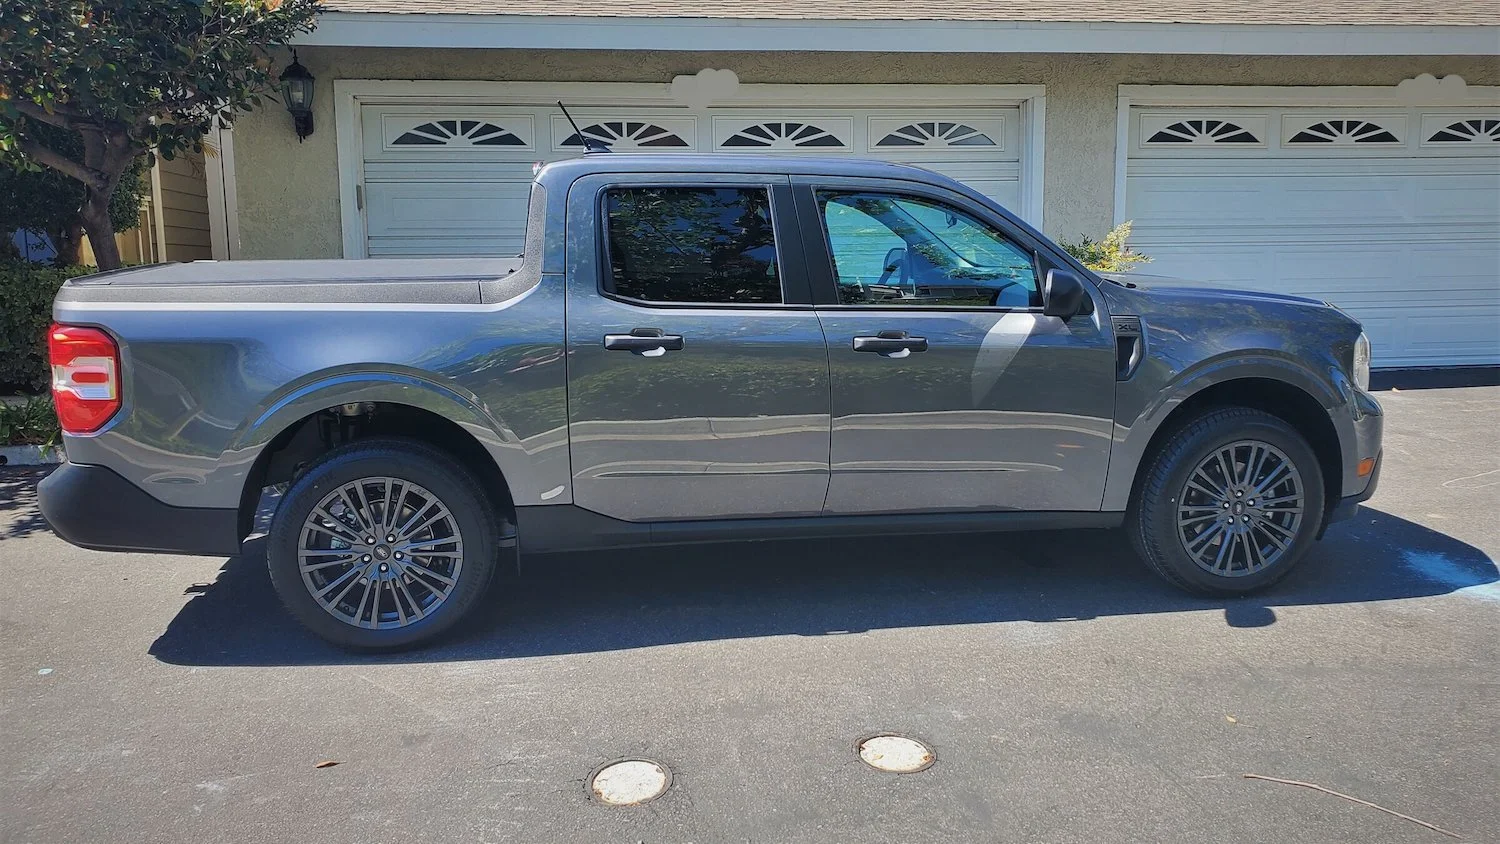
[39,155,1383,649]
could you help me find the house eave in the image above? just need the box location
[297,12,1500,56]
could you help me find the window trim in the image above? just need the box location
[803,182,1046,313]
[595,181,808,310]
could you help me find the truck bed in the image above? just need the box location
[57,258,526,306]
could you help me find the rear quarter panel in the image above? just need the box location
[54,274,569,511]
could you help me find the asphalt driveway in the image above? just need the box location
[2,386,1497,843]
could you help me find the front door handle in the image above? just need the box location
[853,330,928,357]
[604,328,684,356]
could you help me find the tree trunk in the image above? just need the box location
[50,223,85,267]
[79,187,123,270]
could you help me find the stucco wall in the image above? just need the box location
[232,49,1499,259]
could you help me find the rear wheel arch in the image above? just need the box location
[237,401,515,544]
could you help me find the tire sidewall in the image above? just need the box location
[267,442,497,650]
[1142,412,1325,594]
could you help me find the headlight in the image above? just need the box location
[1352,332,1371,391]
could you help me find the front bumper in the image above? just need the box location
[1326,450,1381,528]
[38,462,242,556]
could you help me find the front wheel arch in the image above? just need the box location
[1125,377,1343,527]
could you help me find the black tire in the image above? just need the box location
[267,437,502,651]
[1128,407,1325,595]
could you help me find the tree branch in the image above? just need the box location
[15,137,108,190]
[12,100,85,131]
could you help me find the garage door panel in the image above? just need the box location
[1126,104,1500,366]
[358,99,1026,261]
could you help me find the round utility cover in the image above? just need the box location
[857,735,935,773]
[589,759,670,806]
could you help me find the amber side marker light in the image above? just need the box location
[1357,458,1376,478]
[48,323,121,434]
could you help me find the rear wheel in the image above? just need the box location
[1128,407,1325,595]
[267,438,501,650]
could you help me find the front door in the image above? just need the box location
[565,173,831,522]
[796,178,1117,514]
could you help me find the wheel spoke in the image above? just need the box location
[1214,449,1237,493]
[300,552,359,573]
[396,509,448,544]
[1243,531,1265,571]
[404,559,456,587]
[398,536,461,552]
[1212,528,1235,571]
[1187,522,1225,555]
[1239,444,1263,487]
[310,508,364,544]
[1253,461,1291,496]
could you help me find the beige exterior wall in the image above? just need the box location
[231,48,1500,259]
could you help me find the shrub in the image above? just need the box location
[0,261,95,393]
[1059,221,1152,274]
[0,395,60,447]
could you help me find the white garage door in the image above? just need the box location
[1125,107,1500,367]
[358,101,1024,259]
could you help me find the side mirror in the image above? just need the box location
[1042,268,1087,320]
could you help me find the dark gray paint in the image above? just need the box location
[51,154,1379,548]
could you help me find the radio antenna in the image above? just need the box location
[558,102,610,153]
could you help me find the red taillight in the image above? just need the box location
[48,323,121,434]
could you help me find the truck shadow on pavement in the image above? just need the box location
[146,505,1498,666]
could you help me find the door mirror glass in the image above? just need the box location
[1042,269,1087,320]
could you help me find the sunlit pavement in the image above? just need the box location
[2,386,1496,843]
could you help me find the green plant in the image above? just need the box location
[0,0,320,269]
[1059,221,1152,274]
[0,395,60,446]
[0,260,93,392]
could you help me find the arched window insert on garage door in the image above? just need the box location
[391,120,525,146]
[1287,120,1401,144]
[722,122,846,149]
[560,121,691,150]
[874,122,997,148]
[1146,120,1260,144]
[1427,119,1500,143]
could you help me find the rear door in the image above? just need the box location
[564,172,832,522]
[794,177,1116,515]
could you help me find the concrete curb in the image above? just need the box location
[0,445,64,467]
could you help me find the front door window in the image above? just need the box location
[817,191,1040,309]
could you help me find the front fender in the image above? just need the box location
[1100,352,1353,512]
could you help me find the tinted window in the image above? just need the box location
[817,191,1039,308]
[604,187,781,304]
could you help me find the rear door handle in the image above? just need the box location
[604,328,684,356]
[853,331,928,357]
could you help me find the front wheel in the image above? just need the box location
[267,438,502,650]
[1128,407,1325,595]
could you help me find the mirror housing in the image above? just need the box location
[1042,269,1087,320]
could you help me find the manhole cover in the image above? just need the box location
[857,735,935,773]
[589,759,670,806]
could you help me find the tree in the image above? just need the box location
[0,0,319,269]
[0,121,148,265]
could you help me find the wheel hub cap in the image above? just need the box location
[1176,440,1304,577]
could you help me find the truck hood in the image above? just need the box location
[1096,272,1329,309]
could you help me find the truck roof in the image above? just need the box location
[535,154,964,190]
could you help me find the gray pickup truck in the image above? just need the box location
[39,154,1382,649]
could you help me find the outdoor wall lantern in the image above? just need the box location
[279,51,315,141]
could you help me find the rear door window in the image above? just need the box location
[603,187,782,305]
